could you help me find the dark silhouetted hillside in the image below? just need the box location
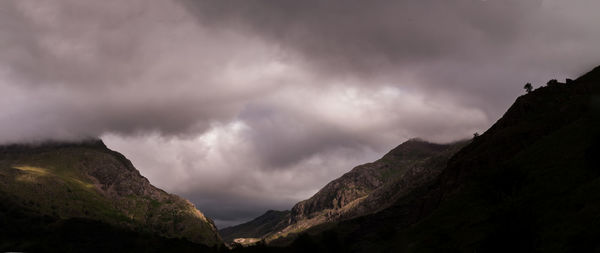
[262,65,600,252]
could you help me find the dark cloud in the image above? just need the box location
[183,0,540,73]
[182,0,599,116]
[1,0,599,227]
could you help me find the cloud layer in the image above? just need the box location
[1,0,599,227]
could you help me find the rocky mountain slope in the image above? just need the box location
[220,210,291,244]
[267,65,600,252]
[221,138,468,244]
[0,140,222,248]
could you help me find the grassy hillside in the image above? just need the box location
[0,195,218,253]
[0,140,222,248]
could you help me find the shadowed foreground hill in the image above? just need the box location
[0,140,222,251]
[0,197,216,253]
[233,65,600,252]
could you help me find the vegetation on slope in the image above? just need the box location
[0,140,222,248]
[0,195,219,253]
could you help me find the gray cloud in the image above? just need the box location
[183,0,539,69]
[182,0,599,115]
[0,0,284,142]
[1,0,599,227]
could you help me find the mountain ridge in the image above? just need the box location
[0,139,222,247]
[221,138,468,244]
[265,64,600,252]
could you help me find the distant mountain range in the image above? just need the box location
[1,65,599,252]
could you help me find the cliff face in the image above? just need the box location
[0,140,222,247]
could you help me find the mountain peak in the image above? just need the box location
[381,138,457,161]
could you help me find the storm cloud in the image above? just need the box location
[1,0,599,227]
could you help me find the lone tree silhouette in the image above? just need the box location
[524,83,533,93]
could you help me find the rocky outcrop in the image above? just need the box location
[0,140,222,246]
[290,139,466,223]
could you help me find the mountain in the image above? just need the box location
[0,140,222,250]
[221,138,468,244]
[290,139,467,221]
[3,64,598,253]
[262,65,600,252]
[220,210,291,244]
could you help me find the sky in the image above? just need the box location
[1,0,599,228]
